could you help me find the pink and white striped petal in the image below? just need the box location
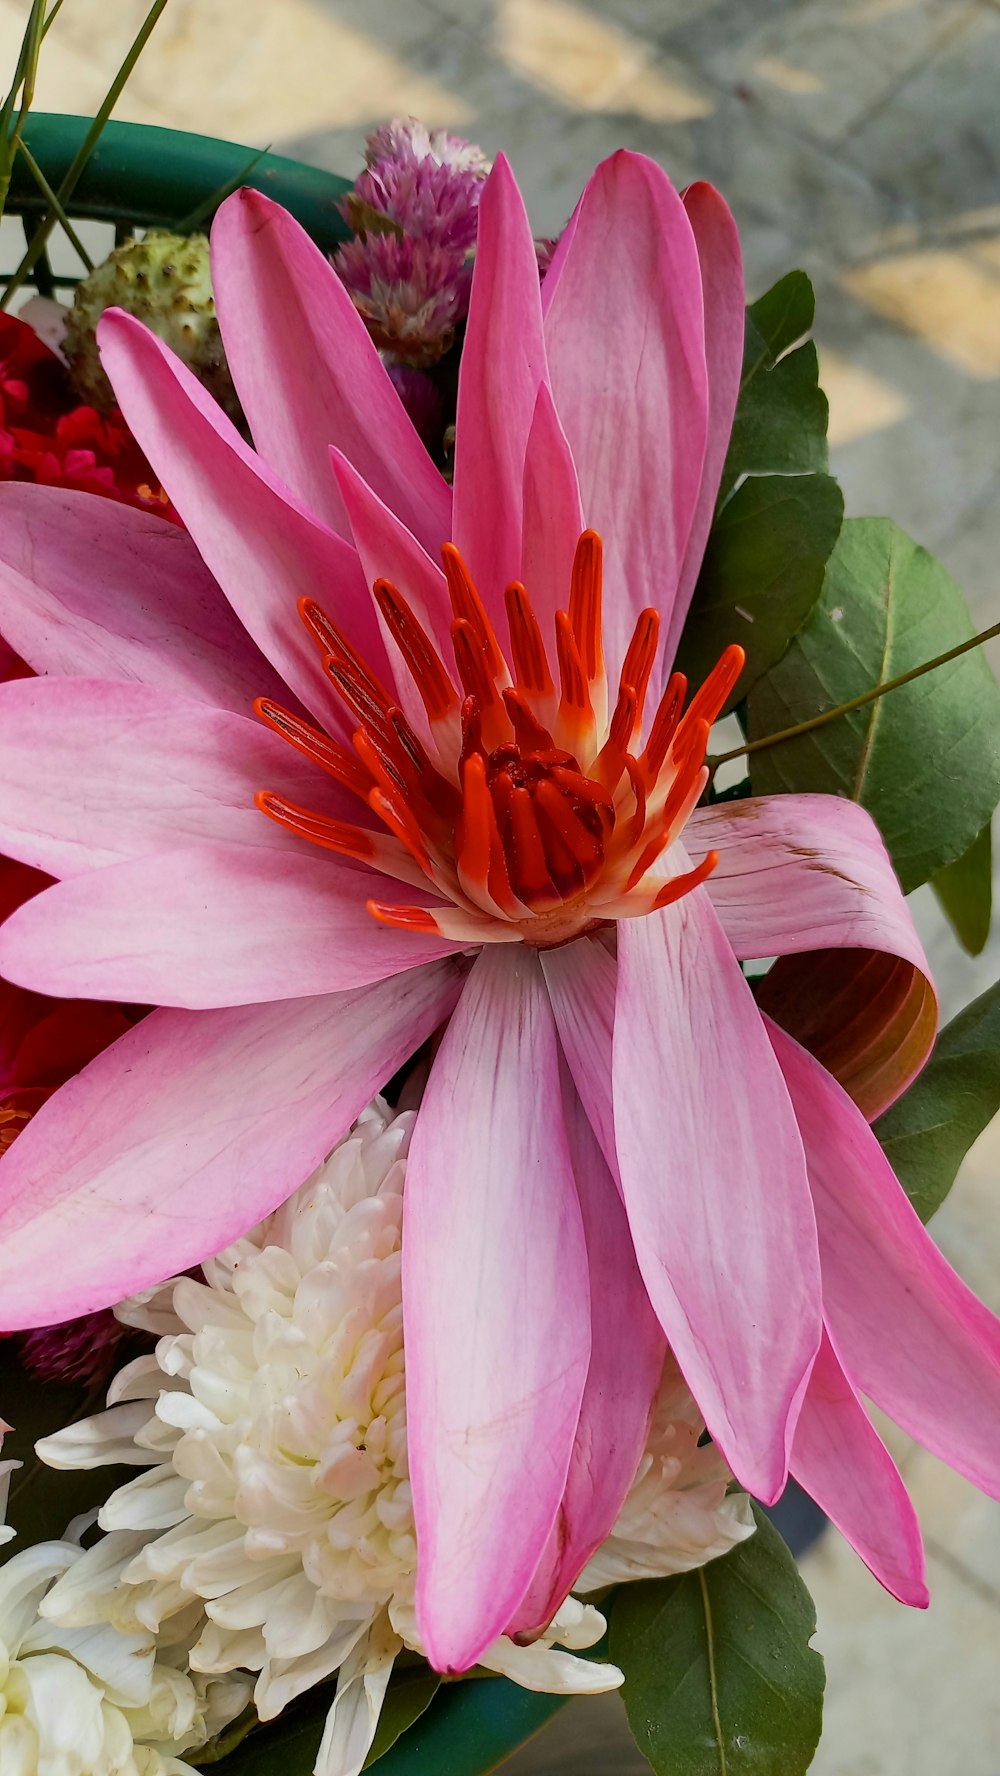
[613,880,822,1503]
[211,187,452,555]
[0,844,464,1008]
[791,1326,928,1607]
[0,677,362,877]
[0,961,463,1327]
[453,155,549,625]
[510,1073,664,1635]
[403,946,591,1671]
[770,1018,1000,1503]
[0,485,286,714]
[98,310,382,731]
[543,152,709,679]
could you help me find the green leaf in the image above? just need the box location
[610,1508,824,1776]
[364,1666,441,1766]
[746,518,1000,891]
[931,820,993,956]
[746,270,816,362]
[216,1672,565,1776]
[720,272,829,504]
[875,977,1000,1223]
[676,472,844,704]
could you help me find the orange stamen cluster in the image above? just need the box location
[256,531,744,946]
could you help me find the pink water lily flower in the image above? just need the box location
[0,151,998,1667]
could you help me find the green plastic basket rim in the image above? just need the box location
[6,113,352,279]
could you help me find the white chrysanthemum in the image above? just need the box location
[0,1495,249,1774]
[38,1100,752,1776]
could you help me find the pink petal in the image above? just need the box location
[542,152,709,678]
[540,935,619,1183]
[665,182,745,666]
[0,844,463,1008]
[519,384,584,641]
[403,947,591,1670]
[685,795,932,976]
[791,1326,928,1607]
[0,485,285,714]
[613,881,821,1502]
[97,310,381,732]
[453,155,549,622]
[329,446,454,719]
[769,1018,1000,1501]
[510,1072,664,1636]
[0,961,462,1327]
[0,677,360,877]
[211,189,451,556]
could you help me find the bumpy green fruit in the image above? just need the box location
[64,229,240,421]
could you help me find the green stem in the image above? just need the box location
[14,139,94,269]
[1,0,169,308]
[707,618,1000,772]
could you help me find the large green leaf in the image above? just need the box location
[720,271,829,504]
[746,519,1000,891]
[216,1673,566,1776]
[875,978,1000,1223]
[365,1666,442,1766]
[931,820,993,956]
[676,472,843,702]
[610,1509,824,1776]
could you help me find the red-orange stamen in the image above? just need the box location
[442,543,505,678]
[254,699,372,800]
[505,582,555,699]
[367,900,440,931]
[257,534,740,940]
[254,791,378,863]
[568,529,604,682]
[373,578,459,723]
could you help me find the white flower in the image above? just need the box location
[39,1099,752,1776]
[0,1536,250,1776]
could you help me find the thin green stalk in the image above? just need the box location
[2,0,169,307]
[172,145,269,234]
[0,0,46,214]
[14,138,93,269]
[708,618,1000,772]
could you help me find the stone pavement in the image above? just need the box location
[3,0,1000,1768]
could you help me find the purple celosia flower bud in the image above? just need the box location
[363,116,492,177]
[19,1309,134,1388]
[386,362,444,446]
[334,231,472,366]
[334,118,491,364]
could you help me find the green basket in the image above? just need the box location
[2,111,568,1776]
[4,111,354,292]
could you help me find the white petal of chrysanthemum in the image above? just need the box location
[316,1614,402,1776]
[36,1402,160,1471]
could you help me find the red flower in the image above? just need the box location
[0,312,177,519]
